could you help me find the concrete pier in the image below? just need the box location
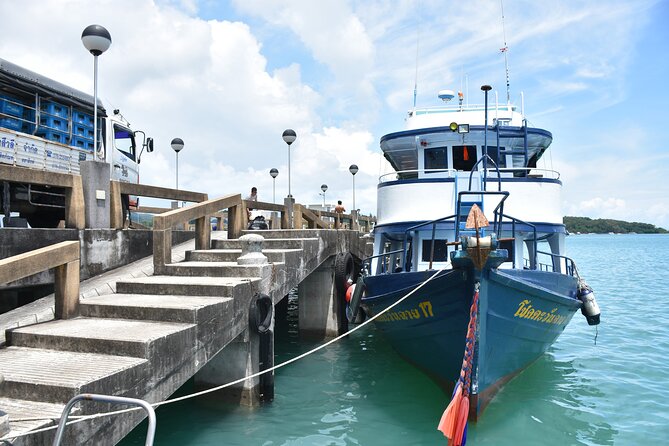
[0,228,370,445]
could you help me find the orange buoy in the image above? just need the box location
[346,284,356,303]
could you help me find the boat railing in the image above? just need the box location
[536,250,577,276]
[411,103,517,115]
[378,169,458,183]
[378,168,560,184]
[485,168,560,180]
[500,213,538,269]
[402,214,458,271]
[362,248,405,275]
[455,190,509,238]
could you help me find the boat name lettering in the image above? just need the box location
[513,299,567,325]
[376,301,434,322]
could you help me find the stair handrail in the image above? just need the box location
[0,240,80,319]
[152,193,242,274]
[52,394,156,446]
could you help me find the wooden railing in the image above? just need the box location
[0,165,85,229]
[110,181,208,229]
[0,241,80,319]
[152,193,242,273]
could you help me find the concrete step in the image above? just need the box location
[7,317,195,360]
[186,248,301,263]
[0,347,148,405]
[162,261,271,278]
[0,396,71,440]
[116,275,256,297]
[80,293,233,324]
[212,237,317,250]
[243,229,354,239]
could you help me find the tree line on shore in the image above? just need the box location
[564,216,668,234]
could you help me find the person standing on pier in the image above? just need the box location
[334,200,345,229]
[246,187,258,219]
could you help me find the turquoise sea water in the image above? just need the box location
[120,234,669,445]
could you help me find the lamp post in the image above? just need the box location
[269,168,279,204]
[81,25,112,162]
[171,138,184,190]
[320,184,328,207]
[349,164,358,211]
[481,85,492,185]
[282,129,296,197]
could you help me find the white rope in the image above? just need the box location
[1,266,449,442]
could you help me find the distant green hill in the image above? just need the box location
[564,216,668,234]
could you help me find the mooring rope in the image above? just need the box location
[1,267,449,443]
[437,281,479,446]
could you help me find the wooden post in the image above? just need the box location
[228,204,244,239]
[293,204,304,229]
[195,216,211,250]
[64,175,85,229]
[109,180,124,229]
[153,229,172,274]
[54,259,80,319]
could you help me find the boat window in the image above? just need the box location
[452,145,476,171]
[114,125,136,161]
[424,147,448,172]
[485,146,506,168]
[421,239,449,262]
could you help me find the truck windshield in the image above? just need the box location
[114,125,136,161]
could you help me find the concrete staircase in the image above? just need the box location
[0,230,363,445]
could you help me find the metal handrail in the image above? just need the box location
[52,394,156,446]
[454,191,509,241]
[537,250,577,276]
[468,154,501,191]
[500,213,538,269]
[362,248,405,275]
[486,167,561,180]
[379,169,458,183]
[411,103,517,113]
[402,214,458,271]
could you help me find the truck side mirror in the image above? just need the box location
[146,137,154,152]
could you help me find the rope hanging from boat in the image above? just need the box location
[437,281,480,445]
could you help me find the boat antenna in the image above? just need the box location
[412,12,420,109]
[500,0,511,104]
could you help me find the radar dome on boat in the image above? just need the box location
[438,89,455,102]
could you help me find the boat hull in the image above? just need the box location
[361,267,581,418]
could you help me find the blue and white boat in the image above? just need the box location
[354,87,600,425]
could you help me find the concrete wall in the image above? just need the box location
[0,229,195,290]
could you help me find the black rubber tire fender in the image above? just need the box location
[249,293,273,334]
[334,252,356,298]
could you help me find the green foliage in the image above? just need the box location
[564,216,668,234]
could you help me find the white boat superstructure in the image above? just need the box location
[372,89,568,276]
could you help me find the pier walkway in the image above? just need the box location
[0,228,369,445]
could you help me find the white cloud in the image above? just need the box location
[0,0,665,229]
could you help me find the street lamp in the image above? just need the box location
[171,138,184,190]
[81,24,112,162]
[269,168,279,204]
[349,164,358,212]
[282,129,296,197]
[320,184,328,207]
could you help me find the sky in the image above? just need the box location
[1,0,667,228]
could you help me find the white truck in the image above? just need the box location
[0,57,152,227]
